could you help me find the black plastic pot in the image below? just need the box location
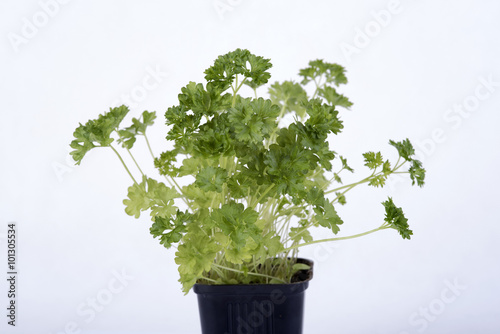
[193,258,313,334]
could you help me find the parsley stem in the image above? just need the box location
[144,133,155,160]
[282,225,389,253]
[231,76,247,107]
[126,148,144,176]
[211,263,287,283]
[325,176,371,194]
[115,130,144,176]
[199,277,218,284]
[144,133,192,210]
[109,145,138,185]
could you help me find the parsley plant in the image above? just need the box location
[70,49,425,293]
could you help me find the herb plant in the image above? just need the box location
[70,49,425,293]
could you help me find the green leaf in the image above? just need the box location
[368,175,387,187]
[182,184,216,209]
[314,199,343,233]
[204,48,272,90]
[389,138,415,161]
[154,149,179,177]
[340,155,354,173]
[363,151,384,169]
[148,178,179,218]
[409,159,426,187]
[264,129,314,195]
[150,211,189,249]
[117,110,157,149]
[195,166,228,193]
[123,178,149,219]
[178,156,205,177]
[388,139,425,187]
[307,187,343,233]
[304,99,343,135]
[244,53,273,88]
[192,113,234,157]
[335,192,347,205]
[175,224,221,294]
[289,226,313,243]
[122,176,179,219]
[268,81,308,118]
[225,246,253,264]
[382,160,392,174]
[70,105,129,164]
[318,86,353,109]
[210,202,261,249]
[292,263,311,272]
[299,60,348,86]
[117,128,137,149]
[382,197,412,240]
[228,98,280,144]
[178,81,231,116]
[261,234,284,258]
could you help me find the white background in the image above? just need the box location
[1,0,499,333]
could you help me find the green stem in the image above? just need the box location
[283,225,390,253]
[143,133,193,210]
[144,134,155,159]
[231,76,247,107]
[126,149,144,176]
[110,145,138,184]
[265,102,288,148]
[211,263,287,283]
[325,176,371,194]
[199,277,218,284]
[311,76,324,99]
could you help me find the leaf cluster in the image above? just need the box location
[69,49,425,293]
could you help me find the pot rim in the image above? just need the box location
[193,258,314,295]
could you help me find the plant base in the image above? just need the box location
[193,258,313,334]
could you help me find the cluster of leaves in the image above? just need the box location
[70,49,425,294]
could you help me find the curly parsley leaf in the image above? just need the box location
[307,187,343,233]
[150,211,190,249]
[228,98,280,144]
[70,105,129,164]
[178,81,231,116]
[409,159,426,187]
[363,151,384,170]
[389,138,415,161]
[204,48,272,91]
[175,224,221,294]
[383,197,412,239]
[304,99,344,135]
[195,166,228,193]
[389,138,426,187]
[318,86,353,109]
[299,59,348,86]
[210,202,261,250]
[117,110,157,149]
[268,81,308,118]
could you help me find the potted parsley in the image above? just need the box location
[70,49,425,334]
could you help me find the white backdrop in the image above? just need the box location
[1,1,499,333]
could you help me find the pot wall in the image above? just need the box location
[193,258,313,334]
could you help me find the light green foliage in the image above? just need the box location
[210,202,260,250]
[195,167,228,192]
[118,111,156,149]
[70,49,425,294]
[70,105,129,164]
[269,81,308,118]
[123,176,179,219]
